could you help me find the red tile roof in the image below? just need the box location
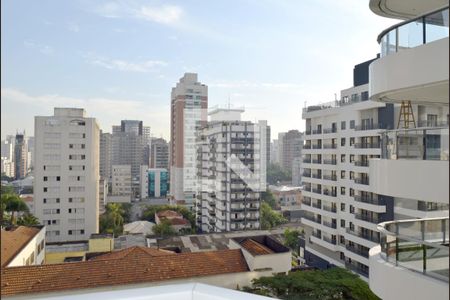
[1,246,249,297]
[1,226,42,267]
[239,239,274,256]
[157,210,182,218]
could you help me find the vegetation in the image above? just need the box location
[141,204,196,228]
[17,213,40,226]
[99,203,132,236]
[1,187,30,225]
[260,202,287,230]
[267,163,291,185]
[261,190,277,209]
[242,267,380,300]
[152,219,177,237]
[283,228,301,255]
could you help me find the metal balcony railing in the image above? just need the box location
[354,160,369,167]
[323,144,337,149]
[305,130,311,135]
[311,174,321,179]
[302,172,311,177]
[312,188,322,195]
[346,245,369,258]
[345,261,369,277]
[323,205,337,213]
[323,159,337,165]
[311,231,322,239]
[323,128,337,134]
[304,186,312,192]
[312,159,322,164]
[312,129,322,134]
[354,195,385,206]
[378,217,449,283]
[312,144,322,149]
[378,6,449,57]
[354,178,369,185]
[323,235,337,245]
[302,198,311,206]
[303,144,312,149]
[303,158,312,163]
[322,175,337,181]
[323,190,337,197]
[355,213,381,224]
[346,228,381,243]
[323,220,337,229]
[303,214,321,224]
[354,123,385,131]
[312,202,322,209]
[353,142,381,149]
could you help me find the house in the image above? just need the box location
[1,226,46,268]
[155,210,191,232]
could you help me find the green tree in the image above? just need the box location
[152,219,177,237]
[17,213,40,226]
[267,163,291,185]
[106,203,125,228]
[243,267,380,300]
[261,190,277,209]
[99,203,131,236]
[283,228,301,255]
[2,194,29,225]
[260,202,287,230]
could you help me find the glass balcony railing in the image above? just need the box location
[381,127,449,161]
[378,6,449,57]
[378,217,449,282]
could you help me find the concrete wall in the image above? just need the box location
[8,227,46,267]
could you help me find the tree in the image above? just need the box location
[243,267,380,300]
[283,228,301,255]
[106,203,125,228]
[260,202,287,230]
[99,203,131,236]
[267,163,291,185]
[261,190,277,209]
[17,213,40,226]
[152,219,177,237]
[2,194,29,225]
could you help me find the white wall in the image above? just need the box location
[8,227,46,267]
[369,245,449,300]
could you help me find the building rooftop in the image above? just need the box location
[1,246,249,297]
[239,239,274,255]
[157,210,182,218]
[232,235,290,256]
[1,226,42,267]
[124,221,155,235]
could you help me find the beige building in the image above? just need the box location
[1,226,46,268]
[268,185,302,208]
[34,107,100,243]
[170,73,208,207]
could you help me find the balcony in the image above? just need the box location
[302,197,311,206]
[322,175,337,181]
[312,144,322,149]
[303,214,321,224]
[312,202,322,209]
[323,128,337,134]
[304,186,312,192]
[346,245,369,258]
[312,159,322,164]
[302,171,311,177]
[303,144,312,149]
[311,231,322,239]
[346,228,381,244]
[305,130,311,135]
[311,173,321,179]
[323,220,337,229]
[322,159,337,165]
[354,195,385,206]
[354,178,369,185]
[354,123,385,131]
[323,205,337,213]
[303,158,311,164]
[323,190,337,197]
[353,142,380,149]
[323,235,337,245]
[369,217,449,300]
[355,213,381,224]
[323,144,337,149]
[312,129,322,134]
[312,188,322,195]
[354,160,369,167]
[345,261,369,277]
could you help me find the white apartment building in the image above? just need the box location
[366,1,449,299]
[34,108,100,243]
[109,165,132,203]
[170,73,208,208]
[99,131,112,180]
[270,139,278,164]
[196,108,265,233]
[1,157,15,178]
[150,138,169,169]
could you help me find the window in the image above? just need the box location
[341,121,346,130]
[349,137,355,146]
[341,187,346,195]
[341,138,345,147]
[80,230,85,234]
[68,230,73,235]
[341,154,345,163]
[43,187,47,192]
[427,114,438,127]
[340,203,345,211]
[43,176,48,181]
[350,188,354,197]
[350,120,355,129]
[340,220,345,228]
[341,170,345,179]
[350,205,354,214]
[56,176,60,181]
[350,171,354,180]
[349,155,355,163]
[361,91,369,101]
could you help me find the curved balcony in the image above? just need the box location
[369,6,449,105]
[369,217,449,300]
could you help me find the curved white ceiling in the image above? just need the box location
[369,0,448,20]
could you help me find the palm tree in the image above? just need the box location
[107,203,124,228]
[4,194,29,225]
[17,213,40,226]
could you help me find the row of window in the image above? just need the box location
[43,208,85,214]
[43,197,85,204]
[45,218,85,225]
[43,165,86,171]
[43,186,85,192]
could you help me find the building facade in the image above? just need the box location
[150,138,169,169]
[170,73,208,207]
[366,2,449,299]
[196,108,265,233]
[140,167,169,199]
[34,108,100,243]
[279,129,302,172]
[109,165,132,203]
[14,133,28,180]
[99,131,112,180]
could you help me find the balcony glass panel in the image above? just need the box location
[398,20,424,51]
[425,9,449,43]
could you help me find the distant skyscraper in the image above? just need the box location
[99,130,112,180]
[111,120,150,198]
[14,133,28,179]
[280,130,302,172]
[150,138,169,169]
[270,139,279,164]
[34,108,100,242]
[170,73,208,207]
[27,136,34,172]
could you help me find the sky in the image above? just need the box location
[1,0,397,141]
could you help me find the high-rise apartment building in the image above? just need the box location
[300,56,449,286]
[109,165,132,203]
[150,138,169,169]
[14,133,28,179]
[291,157,302,186]
[34,108,100,242]
[277,132,285,166]
[365,2,449,299]
[170,73,208,208]
[99,130,112,180]
[27,136,34,172]
[111,120,150,198]
[280,129,302,172]
[1,139,15,178]
[270,139,278,164]
[196,108,265,232]
[140,167,169,199]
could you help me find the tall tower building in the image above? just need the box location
[34,108,100,242]
[14,133,28,179]
[170,73,208,208]
[99,130,112,180]
[280,130,303,173]
[150,138,169,169]
[196,108,265,232]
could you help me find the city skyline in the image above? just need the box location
[1,0,396,140]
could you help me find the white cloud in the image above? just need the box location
[1,88,170,138]
[136,5,183,24]
[85,54,167,72]
[23,40,54,55]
